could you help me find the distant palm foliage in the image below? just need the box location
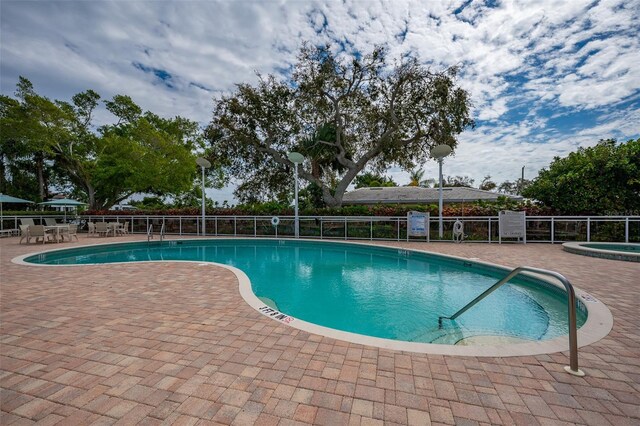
[354,172,397,188]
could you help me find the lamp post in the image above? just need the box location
[430,144,453,239]
[196,157,211,236]
[287,152,304,238]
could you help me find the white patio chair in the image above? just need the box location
[20,218,36,227]
[19,225,31,244]
[87,222,96,237]
[60,224,78,242]
[29,225,53,244]
[95,222,110,237]
[119,221,130,235]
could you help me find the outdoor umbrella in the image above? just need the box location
[0,193,34,230]
[39,198,87,221]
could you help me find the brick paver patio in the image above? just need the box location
[1,236,638,425]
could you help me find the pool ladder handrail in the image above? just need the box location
[159,223,165,243]
[438,266,584,376]
[147,224,153,242]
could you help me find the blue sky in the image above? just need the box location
[2,0,639,203]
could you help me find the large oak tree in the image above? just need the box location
[206,44,474,207]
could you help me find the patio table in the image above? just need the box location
[44,225,70,243]
[108,222,123,236]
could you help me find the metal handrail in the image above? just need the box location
[160,223,165,242]
[438,266,584,376]
[147,224,153,242]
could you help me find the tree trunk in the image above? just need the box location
[84,183,96,210]
[322,192,342,208]
[311,160,321,179]
[322,163,365,207]
[35,152,46,201]
[0,155,6,193]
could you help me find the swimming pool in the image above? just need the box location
[563,242,640,262]
[20,239,598,353]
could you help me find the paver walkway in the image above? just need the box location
[1,236,638,425]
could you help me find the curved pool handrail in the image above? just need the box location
[439,266,584,376]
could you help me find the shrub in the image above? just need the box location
[79,199,557,217]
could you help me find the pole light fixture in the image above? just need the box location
[287,152,304,238]
[196,157,212,236]
[430,144,453,239]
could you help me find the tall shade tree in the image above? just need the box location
[55,95,201,210]
[207,44,474,207]
[523,139,640,214]
[1,77,201,210]
[0,77,69,200]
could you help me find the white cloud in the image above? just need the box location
[1,0,638,204]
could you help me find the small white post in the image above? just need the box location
[294,162,299,238]
[196,157,211,237]
[201,165,206,236]
[438,158,444,239]
[430,144,452,240]
[287,152,304,239]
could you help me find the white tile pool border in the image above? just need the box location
[12,238,614,357]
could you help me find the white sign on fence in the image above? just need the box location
[408,211,429,238]
[499,210,526,243]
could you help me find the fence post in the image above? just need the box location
[587,218,590,242]
[234,217,237,236]
[625,217,629,243]
[370,219,373,240]
[254,217,257,237]
[344,218,347,240]
[551,218,555,244]
[215,217,218,236]
[406,217,409,242]
[488,218,492,243]
[179,217,182,236]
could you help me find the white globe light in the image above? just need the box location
[430,145,453,160]
[287,152,304,163]
[196,157,212,168]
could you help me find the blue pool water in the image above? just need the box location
[582,243,640,252]
[24,239,586,344]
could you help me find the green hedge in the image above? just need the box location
[1,210,68,216]
[75,199,556,217]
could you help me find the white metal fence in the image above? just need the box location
[3,214,639,243]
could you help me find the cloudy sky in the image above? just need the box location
[2,0,639,203]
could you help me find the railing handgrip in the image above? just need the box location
[439,266,584,376]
